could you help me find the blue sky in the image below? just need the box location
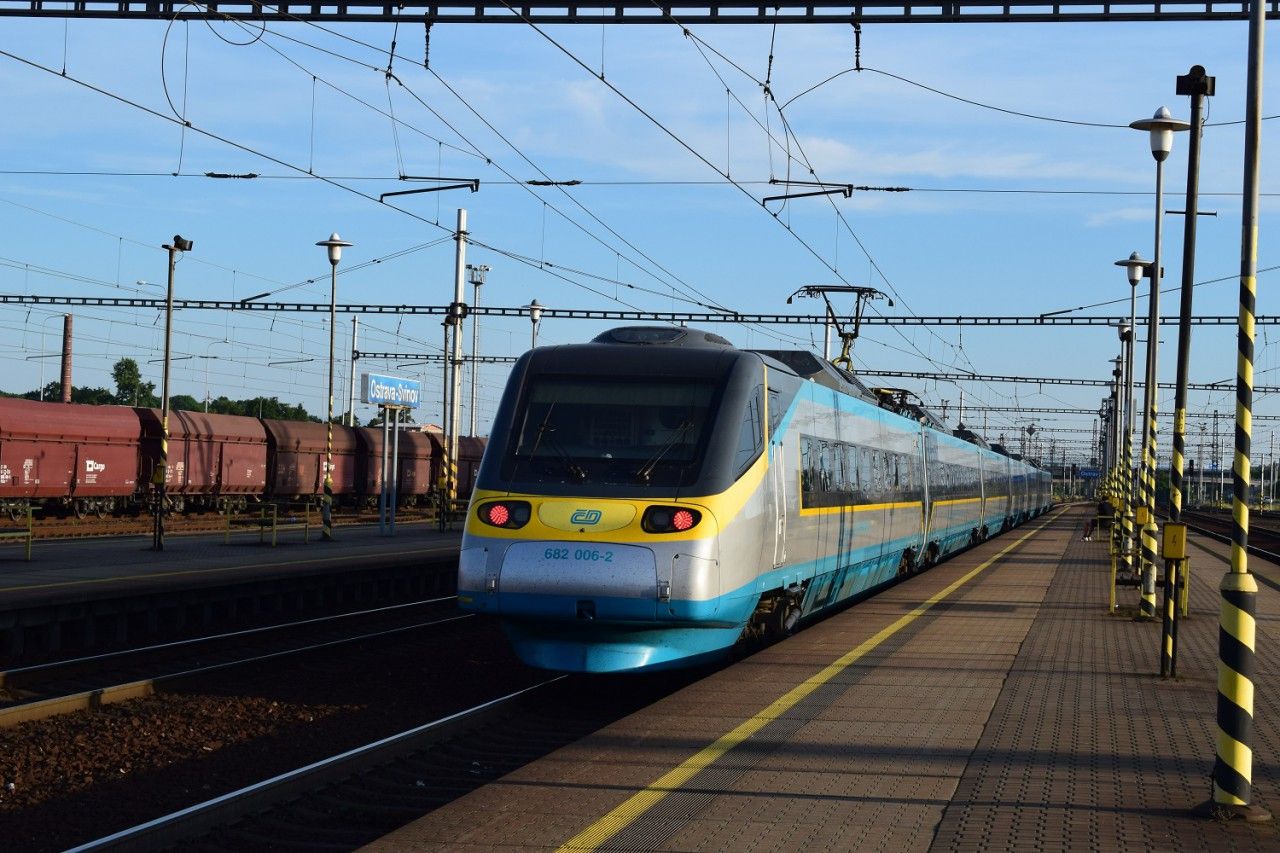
[0,13,1276,467]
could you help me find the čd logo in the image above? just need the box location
[571,509,602,525]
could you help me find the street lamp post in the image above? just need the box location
[316,232,353,542]
[1129,106,1189,620]
[524,299,544,349]
[1115,253,1150,583]
[466,263,489,436]
[154,234,193,551]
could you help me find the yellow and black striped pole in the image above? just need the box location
[1163,66,1214,679]
[1128,105,1185,621]
[1212,1,1269,821]
[1137,304,1160,620]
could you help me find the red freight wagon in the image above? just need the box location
[423,430,486,499]
[263,419,359,500]
[136,409,269,511]
[0,398,140,518]
[356,428,435,505]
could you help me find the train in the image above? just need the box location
[0,396,485,520]
[457,326,1052,673]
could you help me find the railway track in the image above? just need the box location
[10,506,438,541]
[1180,509,1280,558]
[3,602,556,852]
[68,672,698,852]
[0,597,466,726]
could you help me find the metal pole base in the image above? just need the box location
[1196,800,1273,823]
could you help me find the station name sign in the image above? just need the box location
[361,373,421,409]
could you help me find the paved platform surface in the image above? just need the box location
[362,504,1280,851]
[0,520,462,609]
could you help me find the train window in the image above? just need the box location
[505,377,717,486]
[733,386,764,477]
[767,389,782,439]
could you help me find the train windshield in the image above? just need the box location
[502,376,718,487]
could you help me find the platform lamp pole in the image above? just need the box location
[1210,0,1271,822]
[1129,107,1189,621]
[152,235,193,552]
[524,299,544,349]
[1163,66,1215,680]
[316,232,353,543]
[466,263,489,437]
[1115,253,1150,584]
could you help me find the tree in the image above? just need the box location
[20,382,113,405]
[112,358,158,407]
[169,394,202,413]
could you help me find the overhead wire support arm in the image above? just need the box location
[763,184,853,206]
[379,178,479,201]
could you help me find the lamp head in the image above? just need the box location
[316,232,353,265]
[1129,106,1190,163]
[1118,322,1131,342]
[524,299,544,323]
[1115,251,1152,286]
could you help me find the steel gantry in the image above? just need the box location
[2,0,1277,24]
[9,295,1280,327]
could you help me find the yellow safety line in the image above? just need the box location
[557,506,1068,852]
[0,544,457,594]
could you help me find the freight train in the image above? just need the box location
[457,327,1052,673]
[0,397,485,519]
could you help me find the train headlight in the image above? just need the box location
[478,500,531,529]
[642,505,702,534]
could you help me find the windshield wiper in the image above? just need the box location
[539,426,587,481]
[635,417,694,483]
[518,404,585,482]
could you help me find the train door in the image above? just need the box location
[976,451,987,536]
[768,388,786,567]
[771,438,787,567]
[920,429,937,555]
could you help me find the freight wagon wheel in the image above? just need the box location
[73,501,88,520]
[6,505,21,522]
[94,504,106,519]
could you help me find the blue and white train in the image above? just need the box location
[458,327,1052,672]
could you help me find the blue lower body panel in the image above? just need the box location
[503,619,743,672]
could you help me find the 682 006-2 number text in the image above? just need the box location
[544,547,614,563]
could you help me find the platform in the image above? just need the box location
[0,520,465,661]
[362,504,1279,851]
[0,519,462,610]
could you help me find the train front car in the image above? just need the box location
[458,327,771,673]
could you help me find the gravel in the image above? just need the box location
[1,616,539,852]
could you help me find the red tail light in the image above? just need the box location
[478,500,531,529]
[642,505,702,534]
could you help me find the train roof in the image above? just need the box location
[586,329,1007,456]
[747,349,881,404]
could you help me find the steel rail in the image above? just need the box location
[63,676,564,853]
[0,612,474,729]
[0,595,455,690]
